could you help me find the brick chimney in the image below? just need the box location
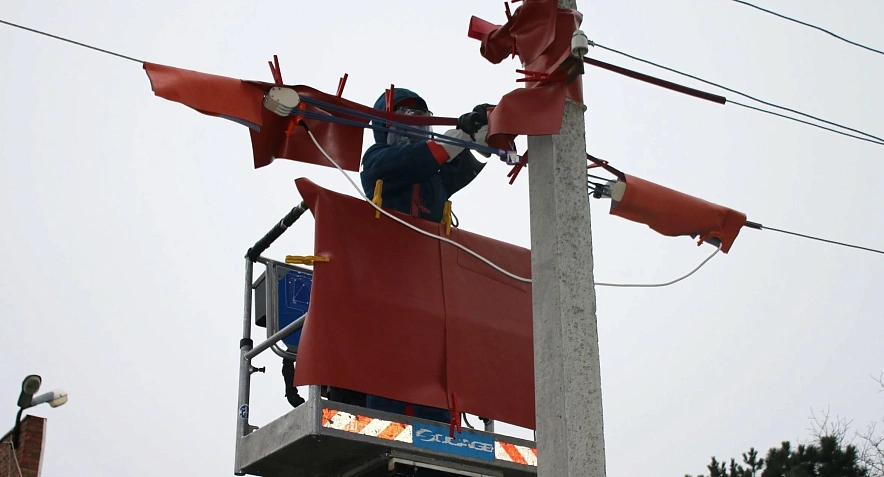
[1,415,46,477]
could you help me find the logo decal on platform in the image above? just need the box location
[412,422,495,461]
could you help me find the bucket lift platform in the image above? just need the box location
[238,391,537,477]
[235,202,537,477]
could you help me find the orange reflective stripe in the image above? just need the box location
[377,422,407,440]
[341,414,372,433]
[321,408,337,427]
[500,442,528,464]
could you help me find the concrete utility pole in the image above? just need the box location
[527,1,606,476]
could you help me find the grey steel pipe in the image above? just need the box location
[271,344,298,361]
[244,314,306,361]
[234,258,255,475]
[246,202,308,262]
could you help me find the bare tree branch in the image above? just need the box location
[853,373,884,477]
[808,406,853,445]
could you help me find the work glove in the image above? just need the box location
[438,125,489,162]
[457,103,495,140]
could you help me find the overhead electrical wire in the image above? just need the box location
[0,18,142,63]
[590,42,884,147]
[3,16,882,148]
[744,222,884,255]
[583,57,884,147]
[728,100,884,147]
[728,0,884,57]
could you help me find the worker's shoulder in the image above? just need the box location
[361,142,392,160]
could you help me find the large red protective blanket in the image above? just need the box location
[143,63,458,172]
[611,174,748,253]
[292,179,536,429]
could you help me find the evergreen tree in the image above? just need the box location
[687,436,867,477]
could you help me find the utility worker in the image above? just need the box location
[281,88,492,420]
[358,88,492,424]
[361,88,491,222]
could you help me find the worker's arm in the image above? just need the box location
[439,149,486,196]
[360,114,489,195]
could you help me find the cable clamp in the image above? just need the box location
[285,103,308,137]
[372,179,384,218]
[502,151,521,166]
[441,201,454,236]
[284,255,330,266]
[449,392,462,438]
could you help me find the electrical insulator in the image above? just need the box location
[263,87,300,117]
[571,30,590,58]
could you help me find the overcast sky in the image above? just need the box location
[2,1,883,476]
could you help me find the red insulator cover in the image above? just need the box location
[611,174,747,253]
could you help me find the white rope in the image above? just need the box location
[4,442,24,477]
[306,129,532,283]
[306,129,720,288]
[596,245,720,288]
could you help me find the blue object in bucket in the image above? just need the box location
[278,269,312,347]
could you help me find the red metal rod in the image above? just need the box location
[584,57,726,105]
[267,61,278,85]
[273,55,283,84]
[336,73,349,97]
[387,84,395,121]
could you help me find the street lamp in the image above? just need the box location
[12,375,67,447]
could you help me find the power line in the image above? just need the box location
[591,42,884,146]
[0,18,142,63]
[729,0,884,57]
[581,55,884,147]
[3,16,881,149]
[744,221,884,255]
[730,100,884,147]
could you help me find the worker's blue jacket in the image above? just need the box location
[360,89,485,223]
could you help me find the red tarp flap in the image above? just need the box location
[611,174,748,253]
[470,1,584,149]
[467,16,499,41]
[292,179,536,429]
[246,87,368,171]
[479,1,558,66]
[144,62,265,128]
[144,63,460,172]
